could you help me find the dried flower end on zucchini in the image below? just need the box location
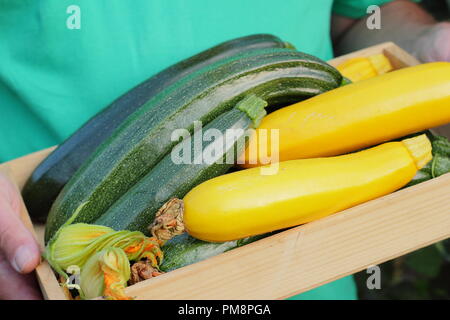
[130,260,164,285]
[149,198,185,242]
[80,247,131,300]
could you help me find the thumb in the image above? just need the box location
[0,198,41,274]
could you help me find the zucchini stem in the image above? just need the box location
[236,95,268,128]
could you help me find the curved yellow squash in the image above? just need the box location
[239,62,450,168]
[184,135,432,242]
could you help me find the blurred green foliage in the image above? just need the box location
[355,240,450,299]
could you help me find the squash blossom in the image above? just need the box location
[80,247,131,300]
[44,223,163,278]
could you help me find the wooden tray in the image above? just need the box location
[1,42,449,300]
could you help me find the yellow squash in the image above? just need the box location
[184,135,432,242]
[336,53,393,82]
[238,62,450,168]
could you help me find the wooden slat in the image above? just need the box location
[34,261,67,300]
[382,43,421,69]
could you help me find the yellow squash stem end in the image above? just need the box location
[368,53,393,75]
[402,134,433,170]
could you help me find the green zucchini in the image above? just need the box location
[95,95,267,233]
[160,233,270,272]
[23,34,291,223]
[45,48,342,242]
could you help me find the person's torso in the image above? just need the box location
[0,0,333,161]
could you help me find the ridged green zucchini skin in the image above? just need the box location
[22,34,290,223]
[94,95,267,233]
[45,48,342,242]
[159,233,270,272]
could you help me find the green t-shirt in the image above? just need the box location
[0,0,392,299]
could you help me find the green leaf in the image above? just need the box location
[431,154,450,178]
[435,242,450,263]
[431,135,450,157]
[405,245,443,278]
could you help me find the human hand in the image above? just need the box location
[414,22,450,62]
[0,172,42,299]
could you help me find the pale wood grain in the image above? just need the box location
[328,42,420,68]
[34,261,67,300]
[2,42,449,300]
